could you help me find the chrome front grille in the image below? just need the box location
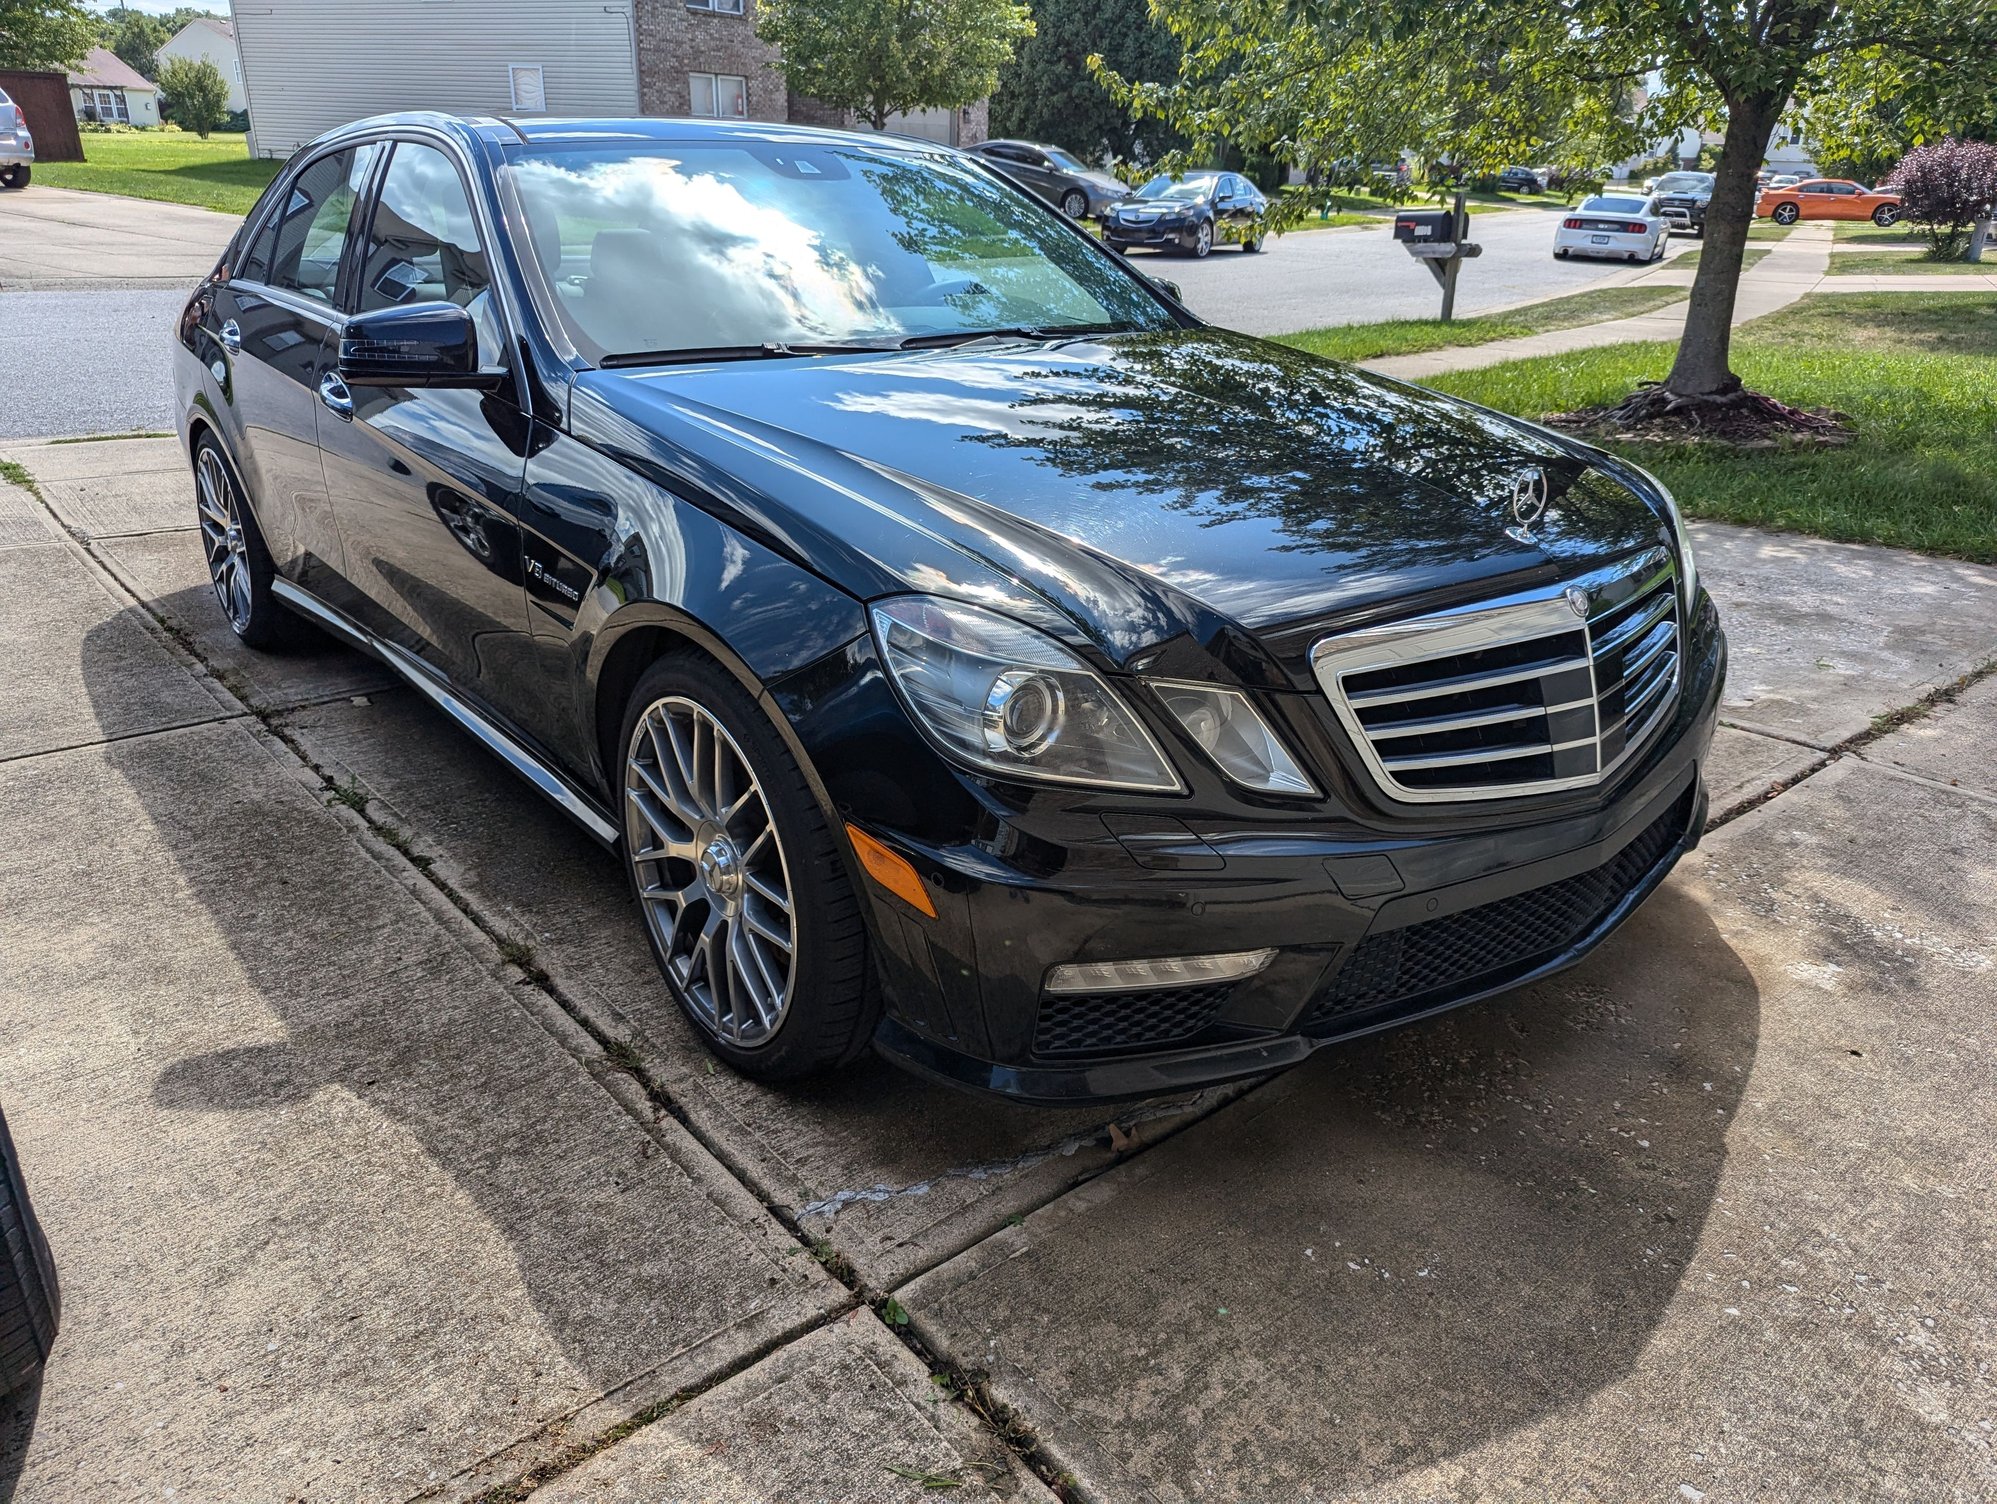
[1310,549,1681,803]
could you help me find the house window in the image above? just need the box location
[689,73,747,118]
[509,64,547,113]
[686,0,746,13]
[83,88,130,124]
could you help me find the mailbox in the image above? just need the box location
[1392,210,1455,243]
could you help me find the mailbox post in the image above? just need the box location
[1393,190,1482,320]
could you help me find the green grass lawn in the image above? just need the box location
[1276,284,1689,363]
[1831,220,1926,244]
[1745,221,1796,241]
[1422,293,1997,561]
[1826,249,1993,276]
[1672,246,1769,273]
[31,131,278,215]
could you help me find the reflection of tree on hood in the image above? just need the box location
[969,330,1646,568]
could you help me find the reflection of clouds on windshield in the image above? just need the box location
[514,156,881,348]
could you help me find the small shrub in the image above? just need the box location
[1885,139,1997,259]
[156,56,231,139]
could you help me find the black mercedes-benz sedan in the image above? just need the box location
[174,113,1723,1103]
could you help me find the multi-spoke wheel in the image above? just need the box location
[191,435,297,649]
[617,655,877,1079]
[625,695,797,1048]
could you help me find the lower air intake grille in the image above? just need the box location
[1033,983,1235,1058]
[1303,790,1690,1034]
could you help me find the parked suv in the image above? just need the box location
[174,114,1722,1103]
[968,139,1130,220]
[1650,171,1715,235]
[0,87,34,190]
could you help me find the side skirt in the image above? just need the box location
[270,578,621,848]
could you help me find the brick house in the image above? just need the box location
[234,0,988,159]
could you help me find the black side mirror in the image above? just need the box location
[1145,273,1184,302]
[338,301,498,389]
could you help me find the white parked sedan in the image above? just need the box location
[1553,194,1668,263]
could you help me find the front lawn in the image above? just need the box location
[1673,246,1769,272]
[1422,293,1997,561]
[1831,220,1925,245]
[31,131,278,216]
[1826,249,1993,276]
[1277,284,1689,363]
[1745,221,1796,241]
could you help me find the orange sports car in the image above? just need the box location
[1756,178,1903,227]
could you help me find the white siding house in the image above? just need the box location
[67,48,160,127]
[157,17,247,114]
[233,0,641,159]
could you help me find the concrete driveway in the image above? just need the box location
[0,432,1993,1501]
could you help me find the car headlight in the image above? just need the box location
[1151,682,1317,796]
[871,596,1183,792]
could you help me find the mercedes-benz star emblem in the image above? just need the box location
[1506,467,1553,544]
[1564,585,1593,619]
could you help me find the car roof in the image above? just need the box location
[305,111,958,162]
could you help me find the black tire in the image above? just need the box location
[192,434,307,650]
[1103,238,1128,255]
[0,1111,58,1396]
[1772,202,1799,225]
[1240,233,1261,253]
[1872,204,1899,227]
[0,165,27,191]
[1058,189,1087,220]
[617,652,877,1081]
[1554,248,1569,259]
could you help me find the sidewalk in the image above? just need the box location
[1365,222,1836,380]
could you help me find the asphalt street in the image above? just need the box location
[0,288,185,439]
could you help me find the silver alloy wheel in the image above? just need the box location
[624,694,797,1048]
[1193,221,1212,257]
[195,448,253,633]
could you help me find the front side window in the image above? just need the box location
[506,138,1175,362]
[359,141,504,365]
[254,143,382,304]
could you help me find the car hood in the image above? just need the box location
[569,328,1668,684]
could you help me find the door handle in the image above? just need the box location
[218,319,242,353]
[317,370,354,421]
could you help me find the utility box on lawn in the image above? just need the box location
[1392,210,1455,244]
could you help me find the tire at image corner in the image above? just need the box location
[616,652,878,1081]
[0,165,28,190]
[0,1112,58,1397]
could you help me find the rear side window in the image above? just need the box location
[249,144,382,303]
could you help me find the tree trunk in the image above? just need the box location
[1662,92,1784,398]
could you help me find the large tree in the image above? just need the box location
[756,0,1035,133]
[1100,0,1997,421]
[991,0,1183,163]
[0,0,94,71]
[102,10,166,79]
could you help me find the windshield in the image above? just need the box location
[1136,176,1216,202]
[1654,173,1712,192]
[1582,196,1648,214]
[505,139,1173,363]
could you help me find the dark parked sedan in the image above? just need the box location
[967,138,1130,219]
[1103,170,1268,256]
[176,114,1723,1103]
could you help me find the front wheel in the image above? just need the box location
[618,654,876,1080]
[1240,231,1262,253]
[1189,221,1213,258]
[1872,204,1900,227]
[0,165,28,190]
[1772,202,1799,225]
[1058,189,1087,220]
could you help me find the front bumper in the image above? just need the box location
[853,596,1726,1104]
[1104,218,1198,250]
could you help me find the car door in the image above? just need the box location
[313,137,538,711]
[1797,181,1836,219]
[1827,182,1866,219]
[207,143,383,597]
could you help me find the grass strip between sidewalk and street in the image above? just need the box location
[1276,283,1689,363]
[1673,246,1769,272]
[30,131,278,215]
[1421,292,1997,562]
[1826,249,1994,275]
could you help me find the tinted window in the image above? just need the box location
[359,143,488,312]
[1800,182,1832,194]
[1042,146,1088,173]
[1653,173,1711,193]
[258,145,381,304]
[1583,196,1648,214]
[506,139,1174,362]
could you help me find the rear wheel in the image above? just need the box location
[1240,231,1261,253]
[1871,204,1899,227]
[193,435,303,650]
[618,654,876,1080]
[1772,201,1799,225]
[1554,248,1569,259]
[0,165,27,191]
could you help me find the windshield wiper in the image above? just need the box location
[892,322,1140,350]
[598,340,887,369]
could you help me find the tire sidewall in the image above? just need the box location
[193,434,297,650]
